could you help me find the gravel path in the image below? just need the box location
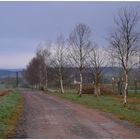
[15,89,140,138]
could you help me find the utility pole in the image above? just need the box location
[16,71,18,88]
[139,55,140,69]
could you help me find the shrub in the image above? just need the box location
[81,84,114,95]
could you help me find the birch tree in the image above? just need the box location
[68,23,91,97]
[51,35,67,94]
[89,45,106,96]
[36,42,51,90]
[108,7,140,105]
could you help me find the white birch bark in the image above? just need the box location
[79,71,83,96]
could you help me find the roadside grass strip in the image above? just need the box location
[53,91,140,126]
[0,90,23,138]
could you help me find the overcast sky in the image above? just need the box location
[0,1,139,69]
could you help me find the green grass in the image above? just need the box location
[52,90,140,126]
[0,90,23,138]
[128,92,140,98]
[0,83,6,89]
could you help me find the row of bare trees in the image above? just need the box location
[24,24,105,96]
[24,7,140,104]
[24,43,51,89]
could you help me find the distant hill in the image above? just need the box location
[0,69,23,78]
[0,67,136,79]
[62,67,122,77]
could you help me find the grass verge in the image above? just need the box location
[52,90,140,126]
[0,90,23,138]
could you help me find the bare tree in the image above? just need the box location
[108,7,140,105]
[24,57,41,88]
[24,41,52,90]
[89,45,106,96]
[51,35,67,94]
[36,42,51,90]
[68,23,91,97]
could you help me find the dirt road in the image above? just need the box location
[15,90,140,138]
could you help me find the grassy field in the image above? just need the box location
[0,83,7,89]
[52,89,140,126]
[0,90,23,138]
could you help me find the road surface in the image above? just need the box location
[15,89,140,138]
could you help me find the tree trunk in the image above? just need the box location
[112,77,115,93]
[79,71,83,97]
[124,70,128,105]
[59,67,64,94]
[60,75,64,94]
[45,67,48,90]
[94,85,98,96]
[98,86,101,96]
[134,80,137,94]
[44,73,48,90]
[44,79,47,90]
[94,84,101,96]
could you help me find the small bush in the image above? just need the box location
[81,84,114,95]
[82,84,94,94]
